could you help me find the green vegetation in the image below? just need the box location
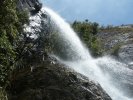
[0,0,29,93]
[0,0,18,87]
[0,88,7,100]
[100,25,133,33]
[111,44,121,56]
[72,20,102,56]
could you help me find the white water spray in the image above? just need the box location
[42,7,133,100]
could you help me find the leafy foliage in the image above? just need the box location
[0,0,18,87]
[72,20,102,56]
[0,0,29,87]
[0,88,7,100]
[99,24,133,33]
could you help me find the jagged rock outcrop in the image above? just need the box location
[98,31,133,65]
[17,0,42,13]
[7,61,111,100]
[119,44,133,64]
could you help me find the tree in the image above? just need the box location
[91,22,99,35]
[72,20,102,56]
[0,0,18,87]
[0,0,29,87]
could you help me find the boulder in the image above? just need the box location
[7,61,111,100]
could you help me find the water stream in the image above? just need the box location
[41,7,133,100]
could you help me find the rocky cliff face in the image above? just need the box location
[17,0,42,13]
[97,30,133,98]
[98,28,133,66]
[7,60,111,100]
[6,1,112,100]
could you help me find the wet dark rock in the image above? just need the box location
[7,61,111,100]
[17,0,42,13]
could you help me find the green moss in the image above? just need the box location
[111,44,122,56]
[0,88,8,100]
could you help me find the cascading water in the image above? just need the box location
[41,7,133,100]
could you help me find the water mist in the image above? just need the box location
[40,7,133,100]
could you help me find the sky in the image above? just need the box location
[40,0,133,26]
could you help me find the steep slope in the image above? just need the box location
[98,27,133,65]
[17,0,42,12]
[7,60,111,100]
[5,1,112,100]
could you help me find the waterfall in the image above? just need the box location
[41,7,133,100]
